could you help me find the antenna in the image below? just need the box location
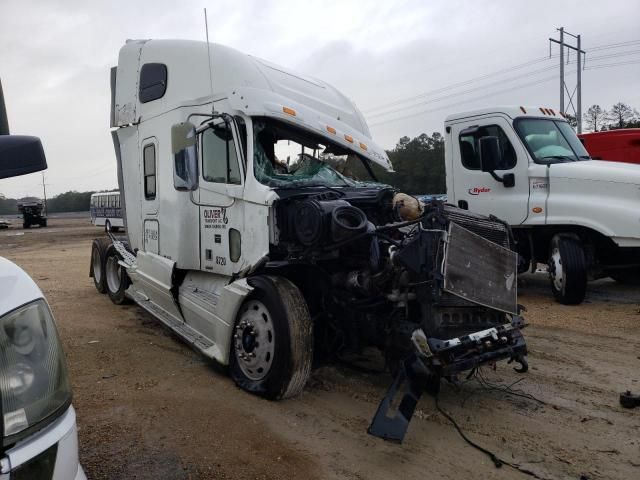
[204,8,216,114]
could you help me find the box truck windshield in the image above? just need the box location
[514,118,591,163]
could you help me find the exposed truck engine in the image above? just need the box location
[91,39,528,443]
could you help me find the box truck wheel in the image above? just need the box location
[105,245,131,305]
[230,276,313,400]
[610,269,640,285]
[90,238,108,294]
[548,235,587,305]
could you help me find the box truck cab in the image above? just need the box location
[445,106,640,304]
[0,79,85,478]
[94,40,529,441]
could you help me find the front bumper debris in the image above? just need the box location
[368,316,528,443]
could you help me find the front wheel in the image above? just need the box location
[105,246,131,305]
[230,276,313,400]
[548,235,587,305]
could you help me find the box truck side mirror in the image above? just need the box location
[478,136,515,188]
[172,122,198,191]
[0,136,48,179]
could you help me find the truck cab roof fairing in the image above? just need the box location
[112,39,392,171]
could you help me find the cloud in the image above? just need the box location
[1,0,638,197]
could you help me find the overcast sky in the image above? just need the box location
[1,0,639,198]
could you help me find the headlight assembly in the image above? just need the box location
[0,299,71,445]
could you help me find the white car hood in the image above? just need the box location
[0,256,43,314]
[549,160,640,185]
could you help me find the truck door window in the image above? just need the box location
[201,123,241,185]
[459,125,516,170]
[143,144,156,199]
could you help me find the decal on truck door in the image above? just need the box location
[468,187,491,195]
[203,207,229,229]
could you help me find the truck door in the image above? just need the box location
[197,120,245,276]
[450,118,529,224]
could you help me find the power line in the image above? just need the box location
[369,57,639,128]
[369,72,566,127]
[367,49,640,124]
[367,63,559,119]
[363,38,640,117]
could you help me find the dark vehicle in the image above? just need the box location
[18,201,47,228]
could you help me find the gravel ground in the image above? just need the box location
[2,218,639,479]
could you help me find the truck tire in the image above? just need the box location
[610,269,640,285]
[40,219,47,227]
[23,222,29,229]
[230,276,313,400]
[548,235,587,305]
[91,238,108,294]
[105,245,131,305]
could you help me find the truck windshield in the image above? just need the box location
[252,118,378,188]
[514,118,591,163]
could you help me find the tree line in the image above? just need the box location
[582,102,640,132]
[0,190,98,215]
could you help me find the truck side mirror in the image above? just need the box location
[478,136,515,188]
[171,122,198,191]
[0,136,48,179]
[478,136,502,172]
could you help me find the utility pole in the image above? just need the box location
[549,28,586,133]
[41,173,48,216]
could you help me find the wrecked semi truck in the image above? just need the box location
[92,40,528,441]
[444,107,640,304]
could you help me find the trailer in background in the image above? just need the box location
[578,128,640,164]
[90,191,124,232]
[18,200,47,228]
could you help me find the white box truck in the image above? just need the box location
[0,80,85,479]
[92,40,529,441]
[444,106,640,304]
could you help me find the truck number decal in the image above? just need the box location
[215,256,227,266]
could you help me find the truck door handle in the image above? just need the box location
[458,200,468,210]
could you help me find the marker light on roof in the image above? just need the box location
[359,142,368,151]
[539,107,546,115]
[282,106,296,116]
[326,126,336,135]
[344,134,354,143]
[520,106,527,114]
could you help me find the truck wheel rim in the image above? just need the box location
[234,300,275,381]
[106,256,122,293]
[92,248,102,284]
[550,247,564,291]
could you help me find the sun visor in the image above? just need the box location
[228,88,392,171]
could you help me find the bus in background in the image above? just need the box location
[578,129,640,165]
[90,191,124,232]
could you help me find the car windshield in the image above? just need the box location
[514,118,591,163]
[252,118,379,188]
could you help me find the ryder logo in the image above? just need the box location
[468,187,491,196]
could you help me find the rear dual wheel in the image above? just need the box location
[105,246,130,304]
[230,276,313,400]
[91,238,130,304]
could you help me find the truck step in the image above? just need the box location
[128,289,216,358]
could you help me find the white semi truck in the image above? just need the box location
[92,40,529,441]
[444,106,640,304]
[0,80,85,479]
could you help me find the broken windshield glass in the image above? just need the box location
[252,119,380,188]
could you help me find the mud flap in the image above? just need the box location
[367,355,437,443]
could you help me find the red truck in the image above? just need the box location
[578,129,640,165]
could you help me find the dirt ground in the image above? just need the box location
[2,217,639,480]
